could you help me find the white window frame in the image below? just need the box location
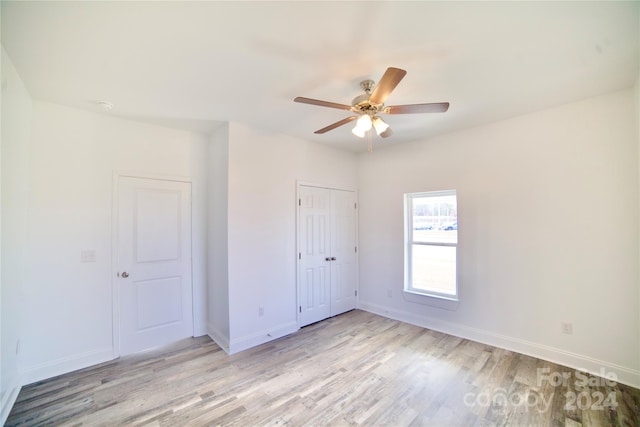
[404,190,459,305]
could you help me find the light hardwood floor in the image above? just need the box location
[7,310,640,426]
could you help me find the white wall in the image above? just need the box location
[190,127,209,338]
[1,48,32,423]
[19,101,209,383]
[208,124,230,349]
[358,89,640,387]
[225,123,357,352]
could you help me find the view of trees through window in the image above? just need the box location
[406,192,458,298]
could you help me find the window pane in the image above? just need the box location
[412,194,457,244]
[411,244,456,296]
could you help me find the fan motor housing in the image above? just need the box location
[352,79,382,113]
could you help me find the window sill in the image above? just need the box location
[402,289,459,311]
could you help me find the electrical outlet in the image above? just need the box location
[258,306,264,317]
[561,322,573,335]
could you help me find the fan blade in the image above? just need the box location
[294,97,353,111]
[314,116,357,134]
[384,102,450,114]
[369,67,407,105]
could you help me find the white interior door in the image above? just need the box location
[298,185,357,327]
[298,186,332,326]
[330,190,357,316]
[117,176,193,355]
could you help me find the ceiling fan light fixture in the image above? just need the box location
[352,114,373,137]
[352,125,366,138]
[356,114,372,131]
[379,127,393,138]
[372,116,389,135]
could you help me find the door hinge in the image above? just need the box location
[355,246,358,253]
[298,252,301,260]
[355,290,358,297]
[299,198,301,206]
[299,306,302,313]
[354,202,357,209]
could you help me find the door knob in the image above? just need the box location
[330,257,336,261]
[325,257,331,262]
[121,272,129,278]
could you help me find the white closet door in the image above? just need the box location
[298,185,357,327]
[330,189,357,316]
[298,186,332,326]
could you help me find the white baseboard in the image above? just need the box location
[1,377,22,426]
[20,346,115,386]
[359,301,640,389]
[228,321,299,355]
[207,323,230,354]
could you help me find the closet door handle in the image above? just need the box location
[325,257,331,262]
[330,257,336,261]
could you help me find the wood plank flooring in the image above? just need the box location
[7,310,640,426]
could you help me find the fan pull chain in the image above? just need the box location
[367,129,373,153]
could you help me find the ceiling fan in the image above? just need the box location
[294,67,450,142]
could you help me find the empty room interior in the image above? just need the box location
[1,1,639,425]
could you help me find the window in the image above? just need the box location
[404,190,458,301]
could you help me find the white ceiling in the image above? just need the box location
[2,1,638,152]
